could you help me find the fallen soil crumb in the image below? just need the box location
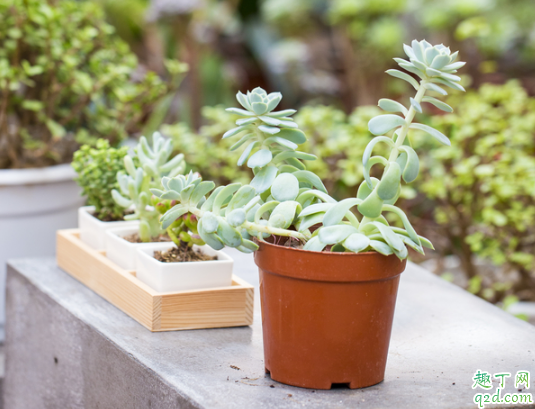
[154,244,217,263]
[230,365,240,370]
[123,232,171,243]
[270,384,275,388]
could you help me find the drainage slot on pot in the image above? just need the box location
[330,382,350,389]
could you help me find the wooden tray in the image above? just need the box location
[56,229,254,332]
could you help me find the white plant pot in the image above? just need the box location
[78,206,138,250]
[135,242,233,293]
[0,164,84,334]
[105,226,173,271]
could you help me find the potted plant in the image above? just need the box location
[0,0,182,329]
[106,133,187,270]
[151,40,465,388]
[72,139,140,249]
[135,173,234,292]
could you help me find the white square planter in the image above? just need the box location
[105,226,171,270]
[78,206,138,250]
[135,242,233,293]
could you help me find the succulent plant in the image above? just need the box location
[305,40,465,257]
[154,40,466,259]
[222,87,318,193]
[112,132,186,242]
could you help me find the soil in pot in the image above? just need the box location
[154,243,218,263]
[91,209,133,222]
[122,232,171,243]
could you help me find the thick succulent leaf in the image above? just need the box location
[393,245,409,260]
[236,92,252,110]
[199,212,219,233]
[227,209,246,227]
[303,236,327,252]
[277,128,306,144]
[358,190,384,218]
[217,219,243,247]
[230,134,255,151]
[212,183,241,215]
[266,93,282,111]
[241,239,259,252]
[167,177,184,193]
[267,109,296,118]
[236,117,257,126]
[273,151,316,164]
[112,189,132,208]
[296,189,335,205]
[258,116,280,126]
[371,222,405,252]
[363,136,395,168]
[443,61,465,70]
[251,102,268,115]
[343,233,370,253]
[160,205,188,229]
[318,224,359,245]
[201,186,225,211]
[254,201,280,223]
[403,44,415,59]
[377,162,401,201]
[430,54,451,69]
[226,107,254,117]
[398,234,424,255]
[398,146,420,183]
[425,82,448,95]
[292,170,327,193]
[381,205,420,246]
[398,63,426,79]
[285,157,306,170]
[150,188,163,198]
[250,165,278,194]
[271,173,299,202]
[364,156,388,188]
[357,177,379,200]
[298,202,334,217]
[190,181,216,206]
[265,136,298,150]
[268,201,300,229]
[409,123,450,146]
[247,149,273,169]
[323,198,361,226]
[160,191,181,200]
[237,141,259,166]
[378,98,408,116]
[197,219,225,250]
[369,240,394,256]
[258,125,280,135]
[227,186,256,213]
[410,97,422,113]
[433,77,465,92]
[278,120,298,129]
[422,96,453,112]
[411,40,425,61]
[298,213,325,232]
[439,72,461,82]
[386,69,419,90]
[368,115,406,135]
[223,126,247,139]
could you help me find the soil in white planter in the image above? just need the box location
[135,242,233,293]
[154,244,218,263]
[79,206,138,250]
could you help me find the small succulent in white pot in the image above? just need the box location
[150,40,466,390]
[106,132,187,270]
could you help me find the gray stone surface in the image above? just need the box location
[4,252,535,409]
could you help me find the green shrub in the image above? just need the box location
[72,139,128,221]
[0,0,183,169]
[414,80,535,301]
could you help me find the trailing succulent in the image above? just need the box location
[112,132,186,242]
[153,40,465,259]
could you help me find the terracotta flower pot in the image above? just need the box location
[254,240,406,390]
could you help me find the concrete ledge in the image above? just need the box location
[4,252,535,409]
